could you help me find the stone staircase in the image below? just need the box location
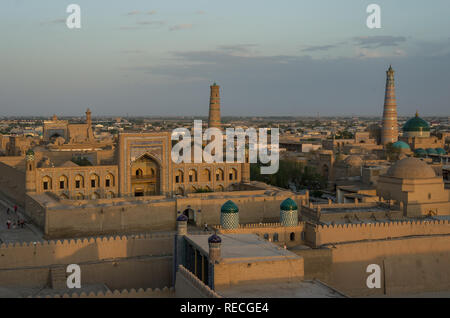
[50,265,67,289]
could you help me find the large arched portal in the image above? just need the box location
[131,154,160,196]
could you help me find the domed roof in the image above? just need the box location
[344,155,363,166]
[436,148,447,155]
[414,148,426,154]
[414,148,427,157]
[426,148,437,155]
[208,234,222,244]
[221,200,239,214]
[386,157,436,179]
[176,214,188,222]
[403,112,430,132]
[392,141,410,150]
[280,198,298,211]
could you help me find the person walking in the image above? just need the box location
[14,205,17,213]
[6,220,11,229]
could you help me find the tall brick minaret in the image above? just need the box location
[381,65,398,145]
[208,83,221,129]
[86,108,94,141]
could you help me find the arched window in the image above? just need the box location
[273,233,279,242]
[75,174,84,189]
[59,175,68,190]
[105,174,114,187]
[175,187,184,195]
[263,233,269,240]
[42,176,52,191]
[202,169,211,182]
[229,168,238,181]
[106,191,114,199]
[175,170,184,183]
[290,232,295,241]
[216,168,224,181]
[90,174,100,188]
[189,169,197,182]
[135,168,143,177]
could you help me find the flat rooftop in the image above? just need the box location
[185,233,300,264]
[216,280,347,298]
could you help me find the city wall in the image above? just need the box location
[216,222,306,247]
[0,256,172,291]
[178,191,307,226]
[0,159,25,206]
[35,287,174,298]
[0,234,173,269]
[326,235,450,296]
[44,200,177,238]
[0,234,174,290]
[213,258,304,289]
[32,190,306,239]
[306,219,450,247]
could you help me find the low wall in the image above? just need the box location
[35,287,175,298]
[44,200,177,238]
[0,256,173,290]
[213,258,304,289]
[311,219,450,247]
[175,265,222,298]
[31,190,305,239]
[0,234,173,269]
[216,222,306,247]
[177,192,307,227]
[0,160,25,206]
[326,235,450,297]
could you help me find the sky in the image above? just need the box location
[0,0,449,117]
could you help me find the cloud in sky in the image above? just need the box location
[353,36,407,48]
[301,44,338,52]
[169,24,193,31]
[123,41,450,116]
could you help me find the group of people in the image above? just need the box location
[5,205,25,230]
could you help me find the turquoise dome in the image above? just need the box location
[426,148,437,155]
[280,198,298,211]
[392,141,410,150]
[403,112,430,132]
[436,148,446,155]
[414,148,427,156]
[221,200,239,214]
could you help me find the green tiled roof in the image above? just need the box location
[221,200,239,213]
[280,198,298,211]
[403,112,430,132]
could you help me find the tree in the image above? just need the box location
[251,160,326,191]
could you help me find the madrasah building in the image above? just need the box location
[0,84,306,239]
